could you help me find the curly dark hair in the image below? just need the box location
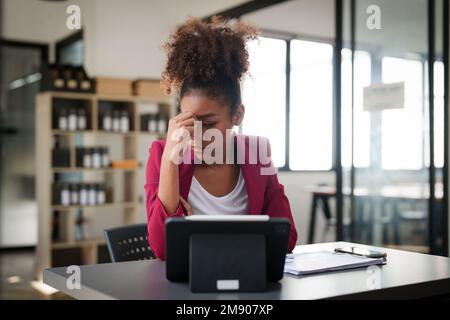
[162,16,259,115]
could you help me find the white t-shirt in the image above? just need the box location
[188,170,249,215]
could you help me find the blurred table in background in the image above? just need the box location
[305,183,443,252]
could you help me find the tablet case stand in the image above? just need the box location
[189,233,267,293]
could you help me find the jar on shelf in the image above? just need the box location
[77,108,87,130]
[102,110,112,131]
[68,108,77,131]
[57,108,68,130]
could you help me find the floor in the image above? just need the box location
[0,249,71,300]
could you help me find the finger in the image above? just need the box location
[178,117,196,127]
[175,111,196,122]
[179,196,193,215]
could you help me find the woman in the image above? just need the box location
[145,16,298,260]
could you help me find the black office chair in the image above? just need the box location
[104,223,155,262]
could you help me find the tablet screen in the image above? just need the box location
[184,215,270,222]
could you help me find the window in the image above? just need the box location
[381,57,424,170]
[289,40,333,170]
[242,37,443,172]
[242,37,286,167]
[433,61,444,169]
[242,36,334,170]
[341,49,372,169]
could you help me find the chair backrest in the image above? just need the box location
[104,223,155,262]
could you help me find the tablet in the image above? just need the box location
[165,215,291,282]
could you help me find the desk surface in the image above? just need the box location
[43,242,450,300]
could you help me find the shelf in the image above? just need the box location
[52,129,138,137]
[36,89,174,279]
[46,91,94,100]
[52,167,139,173]
[135,96,173,105]
[139,132,166,138]
[42,91,173,105]
[52,202,138,211]
[52,130,168,138]
[51,238,106,249]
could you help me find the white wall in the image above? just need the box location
[2,0,248,76]
[2,0,337,246]
[279,172,335,245]
[1,0,90,62]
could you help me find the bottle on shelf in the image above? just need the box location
[75,211,85,240]
[112,110,121,132]
[83,148,92,168]
[158,114,167,134]
[70,183,79,205]
[148,114,158,133]
[57,108,68,130]
[96,184,106,205]
[60,183,70,206]
[92,147,101,169]
[120,110,130,133]
[102,110,112,131]
[101,147,110,167]
[77,108,87,130]
[79,183,88,206]
[68,108,77,131]
[88,183,97,205]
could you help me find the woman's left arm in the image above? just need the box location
[262,173,298,253]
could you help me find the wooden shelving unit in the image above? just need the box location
[35,91,174,280]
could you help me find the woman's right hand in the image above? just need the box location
[158,111,196,215]
[162,111,197,164]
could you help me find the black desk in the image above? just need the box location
[43,242,450,299]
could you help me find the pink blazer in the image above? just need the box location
[144,134,298,260]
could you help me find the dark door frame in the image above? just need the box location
[0,38,49,249]
[338,0,449,256]
[0,39,48,62]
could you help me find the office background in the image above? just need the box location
[0,0,449,299]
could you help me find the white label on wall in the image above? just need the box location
[363,82,404,112]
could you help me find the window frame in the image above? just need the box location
[246,30,336,172]
[247,31,444,173]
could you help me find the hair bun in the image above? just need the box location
[162,16,260,94]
